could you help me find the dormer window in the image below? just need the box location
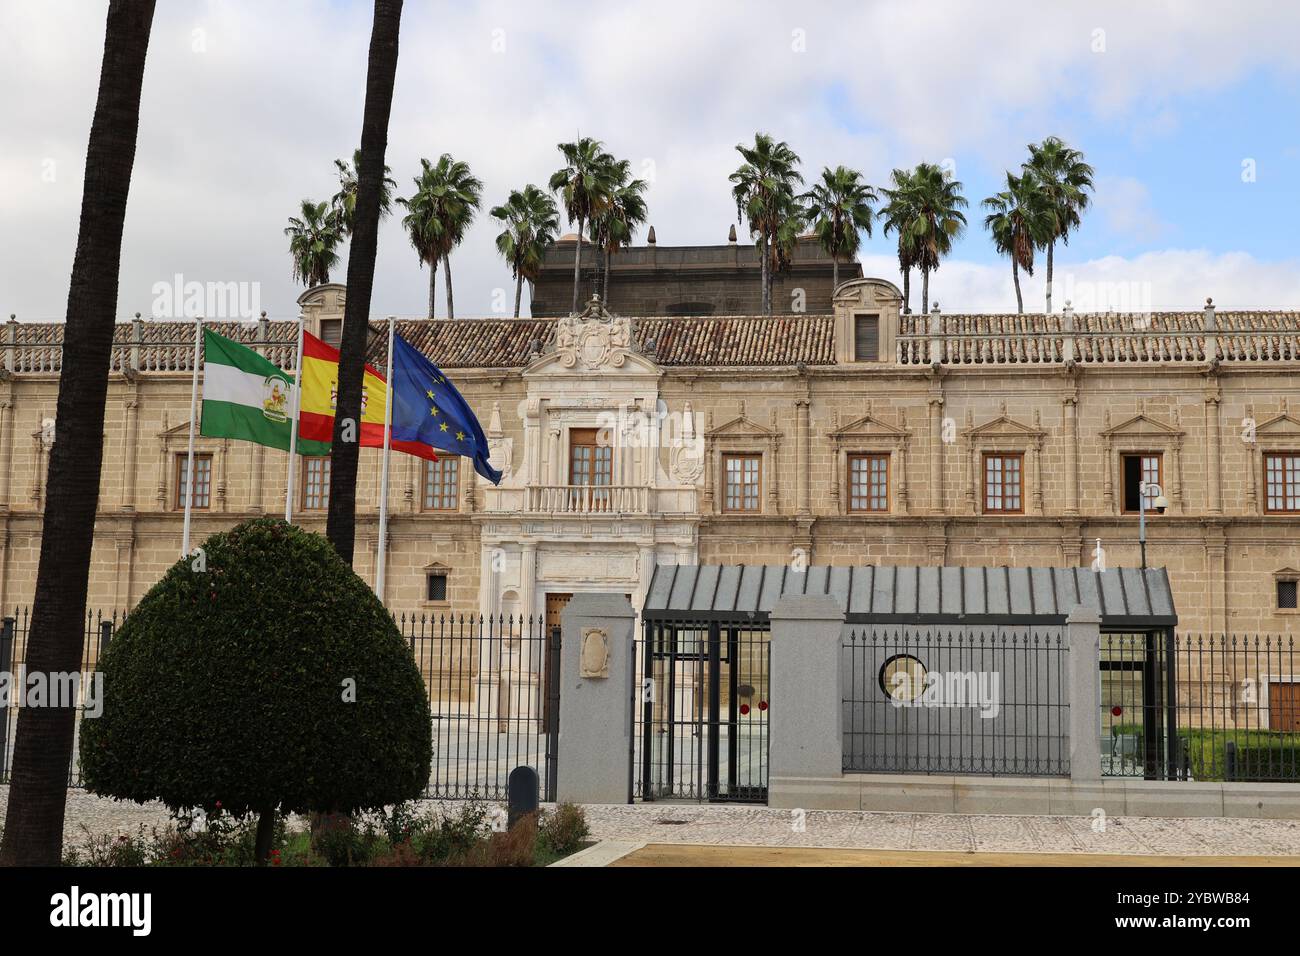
[854,314,880,361]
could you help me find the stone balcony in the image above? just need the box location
[483,483,698,517]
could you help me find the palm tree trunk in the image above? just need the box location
[902,267,911,314]
[759,237,769,315]
[434,260,444,319]
[922,267,930,316]
[602,248,611,303]
[326,0,402,570]
[832,256,839,296]
[1013,258,1024,314]
[514,273,523,318]
[571,218,583,314]
[1045,241,1054,313]
[0,0,156,867]
[443,256,454,320]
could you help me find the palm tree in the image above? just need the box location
[0,0,156,868]
[325,0,403,594]
[1023,136,1094,313]
[549,137,618,314]
[397,153,483,319]
[730,133,803,316]
[891,162,967,315]
[285,199,344,287]
[804,165,877,292]
[882,168,920,314]
[491,185,560,317]
[983,171,1051,314]
[331,147,397,234]
[766,190,809,307]
[587,158,649,303]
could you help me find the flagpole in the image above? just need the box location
[375,315,396,600]
[181,316,203,557]
[285,315,305,522]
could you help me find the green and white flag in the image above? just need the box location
[200,328,329,454]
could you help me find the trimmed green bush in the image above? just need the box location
[80,518,432,856]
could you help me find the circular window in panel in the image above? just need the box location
[878,654,928,703]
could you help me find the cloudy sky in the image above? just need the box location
[3,0,1300,321]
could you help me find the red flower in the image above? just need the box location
[1111,706,1123,717]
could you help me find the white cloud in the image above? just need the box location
[862,249,1300,315]
[3,0,1299,321]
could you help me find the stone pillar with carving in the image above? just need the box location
[928,393,944,515]
[795,397,810,516]
[520,543,537,624]
[0,380,13,510]
[1205,379,1222,515]
[1063,386,1079,516]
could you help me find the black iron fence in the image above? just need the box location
[0,607,119,788]
[632,618,771,803]
[842,625,1071,776]
[1102,633,1300,782]
[401,613,558,801]
[0,608,559,802]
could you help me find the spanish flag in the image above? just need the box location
[297,331,438,461]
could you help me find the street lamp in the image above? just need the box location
[1138,480,1169,569]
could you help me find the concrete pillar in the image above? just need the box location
[769,594,845,802]
[1066,604,1102,782]
[122,391,139,512]
[557,592,636,805]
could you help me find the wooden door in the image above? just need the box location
[1269,682,1300,732]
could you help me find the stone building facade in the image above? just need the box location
[0,279,1297,637]
[528,232,862,317]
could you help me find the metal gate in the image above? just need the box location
[400,613,559,801]
[630,617,770,803]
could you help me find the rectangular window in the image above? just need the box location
[319,318,343,348]
[302,456,331,511]
[426,572,448,603]
[569,428,612,511]
[175,453,213,510]
[982,453,1023,514]
[854,314,879,362]
[723,453,762,513]
[1278,579,1299,611]
[847,453,889,512]
[423,457,459,511]
[1121,453,1163,514]
[1265,453,1300,513]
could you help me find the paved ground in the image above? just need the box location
[610,844,1300,867]
[4,787,1300,860]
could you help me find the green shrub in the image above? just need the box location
[79,518,432,859]
[537,802,589,857]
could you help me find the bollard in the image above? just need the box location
[507,765,539,830]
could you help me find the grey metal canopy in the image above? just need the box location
[643,564,1177,628]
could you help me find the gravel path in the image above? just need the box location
[4,787,1300,858]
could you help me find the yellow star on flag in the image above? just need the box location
[456,431,466,442]
[439,422,449,432]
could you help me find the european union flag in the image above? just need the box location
[389,333,503,485]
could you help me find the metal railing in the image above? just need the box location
[842,625,1070,776]
[0,608,560,801]
[1102,633,1300,782]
